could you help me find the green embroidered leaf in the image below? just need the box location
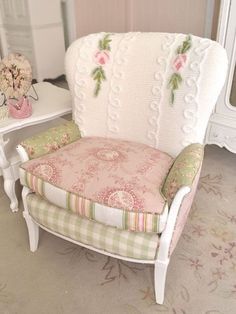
[100,67,106,80]
[94,81,101,97]
[91,67,100,75]
[92,66,106,97]
[98,40,103,50]
[99,34,112,51]
[176,35,192,54]
[171,90,175,105]
[168,73,182,90]
[168,73,183,105]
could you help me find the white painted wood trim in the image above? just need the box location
[216,0,231,45]
[204,0,215,38]
[16,145,30,163]
[62,0,77,44]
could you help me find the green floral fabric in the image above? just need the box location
[161,143,204,205]
[21,120,81,159]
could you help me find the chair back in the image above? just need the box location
[66,32,227,156]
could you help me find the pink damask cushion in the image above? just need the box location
[21,137,173,215]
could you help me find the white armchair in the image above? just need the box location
[17,32,227,304]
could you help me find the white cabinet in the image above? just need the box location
[0,0,65,81]
[206,0,236,153]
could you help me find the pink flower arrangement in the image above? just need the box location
[91,33,112,96]
[173,53,187,71]
[94,50,110,66]
[168,35,192,105]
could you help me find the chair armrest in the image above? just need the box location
[20,120,80,160]
[161,143,204,206]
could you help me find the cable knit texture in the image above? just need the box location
[66,32,228,157]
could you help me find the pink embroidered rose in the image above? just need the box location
[45,142,61,153]
[61,133,70,145]
[94,50,110,66]
[28,146,35,157]
[173,54,187,71]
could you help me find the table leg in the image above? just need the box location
[0,138,18,212]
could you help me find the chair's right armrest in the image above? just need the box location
[18,120,80,160]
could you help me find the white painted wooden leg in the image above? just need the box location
[21,187,39,252]
[0,139,18,212]
[3,178,18,212]
[154,259,169,304]
[23,211,39,252]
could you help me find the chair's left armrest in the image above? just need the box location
[157,144,204,260]
[19,120,81,160]
[161,143,204,206]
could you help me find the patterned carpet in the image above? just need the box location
[0,145,236,314]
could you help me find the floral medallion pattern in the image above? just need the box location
[28,161,60,184]
[21,136,173,214]
[91,33,112,96]
[168,35,192,105]
[0,53,32,99]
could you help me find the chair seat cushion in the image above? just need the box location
[20,137,173,233]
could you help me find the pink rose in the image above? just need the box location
[173,54,187,71]
[94,50,110,65]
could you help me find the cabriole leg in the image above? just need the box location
[0,137,18,212]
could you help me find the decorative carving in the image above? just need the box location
[147,34,175,148]
[74,35,94,136]
[181,38,211,147]
[107,32,139,135]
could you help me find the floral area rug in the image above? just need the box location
[0,145,236,314]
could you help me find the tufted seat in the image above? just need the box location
[20,136,173,233]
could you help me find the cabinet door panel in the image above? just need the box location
[1,0,29,25]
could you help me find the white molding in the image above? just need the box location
[204,0,215,38]
[216,0,231,45]
[62,0,77,44]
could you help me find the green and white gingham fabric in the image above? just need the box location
[27,194,159,260]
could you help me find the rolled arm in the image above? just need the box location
[161,143,204,206]
[20,120,81,160]
[159,143,204,257]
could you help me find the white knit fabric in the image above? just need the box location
[65,32,228,157]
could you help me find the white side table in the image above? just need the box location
[0,82,72,212]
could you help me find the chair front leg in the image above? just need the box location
[154,258,169,304]
[22,186,39,252]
